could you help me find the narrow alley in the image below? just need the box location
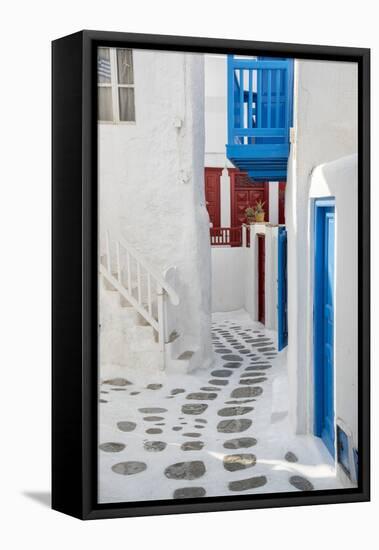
[99,311,342,503]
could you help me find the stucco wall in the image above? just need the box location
[265,226,278,331]
[204,55,233,169]
[286,59,358,433]
[211,247,245,312]
[212,224,278,334]
[269,182,279,225]
[99,50,212,369]
[309,155,358,451]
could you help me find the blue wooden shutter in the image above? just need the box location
[278,227,288,350]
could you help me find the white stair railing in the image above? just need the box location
[99,231,179,369]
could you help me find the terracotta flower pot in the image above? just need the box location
[246,216,255,224]
[255,212,265,223]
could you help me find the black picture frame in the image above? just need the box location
[52,30,370,520]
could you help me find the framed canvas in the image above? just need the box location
[52,30,370,520]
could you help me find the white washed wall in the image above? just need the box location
[99,50,212,369]
[204,55,234,169]
[286,59,358,433]
[211,247,245,312]
[309,155,358,455]
[211,224,278,335]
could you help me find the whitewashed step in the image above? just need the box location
[101,283,157,326]
[100,286,120,305]
[128,326,159,352]
[167,348,199,374]
[165,329,181,357]
[99,255,177,371]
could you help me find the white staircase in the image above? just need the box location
[99,232,199,373]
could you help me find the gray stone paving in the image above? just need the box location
[99,318,322,501]
[223,437,257,449]
[117,421,136,432]
[103,378,132,386]
[173,487,206,498]
[182,403,208,415]
[228,475,267,492]
[285,451,298,463]
[146,428,162,434]
[218,406,254,417]
[164,461,206,480]
[223,453,256,471]
[147,383,163,390]
[99,442,126,452]
[112,461,147,475]
[186,392,218,400]
[211,369,233,377]
[181,441,204,451]
[289,475,314,491]
[231,386,262,398]
[208,379,229,386]
[171,388,185,395]
[217,418,253,433]
[144,441,167,452]
[139,407,167,413]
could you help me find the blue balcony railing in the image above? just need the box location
[226,56,293,181]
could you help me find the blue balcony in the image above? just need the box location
[226,56,294,181]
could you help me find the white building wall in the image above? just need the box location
[204,55,233,169]
[287,59,358,433]
[99,50,212,369]
[309,155,358,456]
[212,224,278,338]
[211,247,245,312]
[220,168,231,227]
[244,233,258,319]
[265,226,278,331]
[204,55,232,230]
[269,182,279,225]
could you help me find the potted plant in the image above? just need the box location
[245,206,255,224]
[254,200,266,222]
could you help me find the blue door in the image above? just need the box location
[278,227,288,350]
[314,199,335,458]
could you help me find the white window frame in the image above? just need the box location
[98,48,136,124]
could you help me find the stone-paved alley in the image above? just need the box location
[98,310,343,503]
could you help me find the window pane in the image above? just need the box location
[117,49,134,84]
[118,87,135,121]
[97,47,111,84]
[98,87,113,121]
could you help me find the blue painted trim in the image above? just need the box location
[227,55,234,145]
[232,59,292,69]
[226,55,294,180]
[313,198,336,458]
[353,448,359,480]
[337,425,350,475]
[278,227,288,351]
[314,197,336,207]
[227,144,290,158]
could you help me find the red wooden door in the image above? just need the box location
[258,234,265,324]
[278,181,286,224]
[204,168,221,227]
[230,170,269,227]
